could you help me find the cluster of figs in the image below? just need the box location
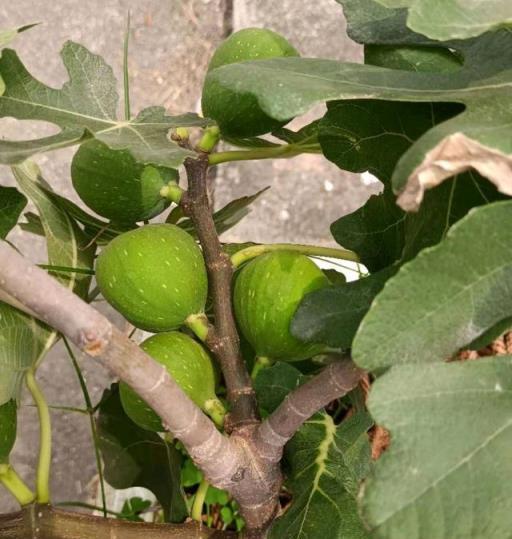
[72,28,328,429]
[96,224,330,429]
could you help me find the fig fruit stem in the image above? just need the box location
[25,369,52,504]
[159,181,185,204]
[185,313,210,342]
[197,126,221,153]
[0,465,35,506]
[191,478,210,523]
[231,243,360,268]
[204,398,227,428]
[251,357,273,380]
[208,142,321,166]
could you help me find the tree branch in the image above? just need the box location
[181,156,258,429]
[0,241,243,491]
[254,359,365,463]
[0,505,236,538]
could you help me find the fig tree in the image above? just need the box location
[71,139,177,224]
[120,332,225,431]
[234,250,330,361]
[201,28,299,137]
[96,224,207,332]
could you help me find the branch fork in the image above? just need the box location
[0,156,365,537]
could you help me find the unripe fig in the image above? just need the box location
[234,251,330,361]
[120,332,225,431]
[201,28,299,137]
[71,140,177,224]
[96,224,207,332]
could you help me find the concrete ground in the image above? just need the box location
[0,0,378,513]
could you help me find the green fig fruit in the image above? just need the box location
[202,28,299,137]
[96,224,207,332]
[71,139,177,224]
[120,332,225,431]
[0,400,17,464]
[234,251,330,361]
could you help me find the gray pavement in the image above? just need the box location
[0,0,378,513]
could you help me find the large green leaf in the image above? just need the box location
[206,9,512,209]
[255,364,372,539]
[270,412,372,539]
[0,186,26,239]
[97,385,188,523]
[374,0,512,40]
[292,267,396,350]
[320,100,458,184]
[324,102,504,271]
[0,162,95,406]
[0,42,209,167]
[353,200,512,371]
[362,358,512,539]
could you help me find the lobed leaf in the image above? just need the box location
[0,42,209,167]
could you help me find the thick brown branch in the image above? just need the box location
[254,359,365,463]
[181,156,258,428]
[0,241,243,491]
[0,505,236,538]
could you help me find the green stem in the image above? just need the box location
[197,126,221,153]
[185,313,210,342]
[25,369,51,504]
[191,478,210,523]
[64,338,108,518]
[250,356,273,380]
[0,464,35,506]
[208,143,321,166]
[203,398,227,428]
[231,243,360,268]
[160,181,185,204]
[123,11,131,120]
[25,404,89,415]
